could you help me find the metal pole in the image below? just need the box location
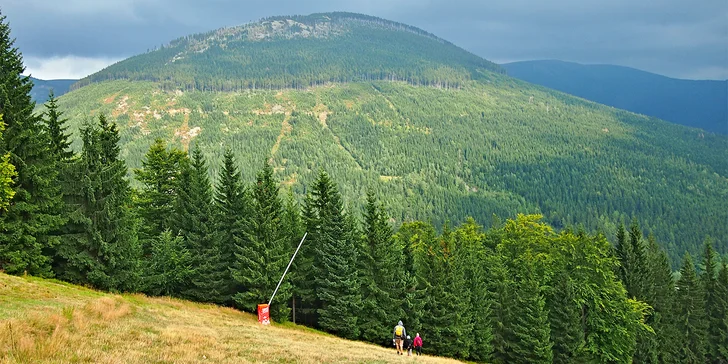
[268,232,307,306]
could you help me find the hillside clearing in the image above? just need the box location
[0,273,460,363]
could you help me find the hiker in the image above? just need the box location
[393,320,407,355]
[405,335,413,356]
[413,333,423,356]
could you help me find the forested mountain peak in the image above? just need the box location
[72,12,503,92]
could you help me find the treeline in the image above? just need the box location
[71,13,503,92]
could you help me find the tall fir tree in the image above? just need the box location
[394,221,432,349]
[172,144,221,303]
[548,272,586,364]
[212,148,249,306]
[134,138,188,251]
[0,12,63,276]
[646,234,680,364]
[232,160,292,321]
[42,91,73,161]
[308,171,360,339]
[510,253,553,364]
[358,191,406,345]
[54,115,141,291]
[701,239,723,363]
[0,115,15,210]
[714,261,728,362]
[615,222,629,284]
[146,230,193,297]
[281,190,304,322]
[675,253,708,364]
[417,223,474,358]
[292,192,319,326]
[454,218,493,361]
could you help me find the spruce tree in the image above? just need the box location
[510,254,553,364]
[394,221,432,349]
[615,222,629,284]
[55,115,141,291]
[0,115,15,210]
[418,224,474,358]
[0,12,62,276]
[309,171,360,339]
[455,218,493,361]
[646,235,680,364]
[358,191,406,345]
[212,148,249,306]
[134,138,188,251]
[675,253,708,363]
[173,144,220,303]
[701,239,722,363]
[42,91,73,161]
[281,190,304,322]
[714,261,728,362]
[550,278,586,364]
[292,193,319,326]
[232,160,292,322]
[146,230,193,297]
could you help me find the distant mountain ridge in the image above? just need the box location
[27,76,77,104]
[502,60,728,134]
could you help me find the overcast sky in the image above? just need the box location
[3,0,727,80]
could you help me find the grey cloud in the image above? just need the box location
[3,0,727,79]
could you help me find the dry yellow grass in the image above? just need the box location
[0,273,462,364]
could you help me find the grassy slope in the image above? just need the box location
[49,75,728,265]
[0,272,459,363]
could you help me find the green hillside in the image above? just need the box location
[53,13,728,266]
[0,272,460,363]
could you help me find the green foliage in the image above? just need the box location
[0,12,63,276]
[646,235,680,363]
[307,171,360,339]
[145,230,193,297]
[357,191,406,344]
[133,138,188,249]
[0,115,16,210]
[54,115,141,291]
[232,160,292,322]
[702,240,725,363]
[212,148,249,305]
[42,91,73,161]
[51,77,728,268]
[675,253,708,363]
[714,261,728,362]
[172,144,220,303]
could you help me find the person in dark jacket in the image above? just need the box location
[405,335,413,356]
[413,333,423,356]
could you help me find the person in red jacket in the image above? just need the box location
[413,333,423,356]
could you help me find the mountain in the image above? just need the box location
[51,12,728,265]
[502,60,728,134]
[28,76,77,103]
[0,272,459,363]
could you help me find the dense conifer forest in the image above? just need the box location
[3,12,728,363]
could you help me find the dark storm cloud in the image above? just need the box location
[3,0,727,79]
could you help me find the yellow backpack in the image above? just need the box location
[395,325,404,337]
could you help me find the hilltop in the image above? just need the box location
[502,60,728,134]
[0,272,459,363]
[27,76,76,103]
[51,13,728,265]
[72,12,503,92]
